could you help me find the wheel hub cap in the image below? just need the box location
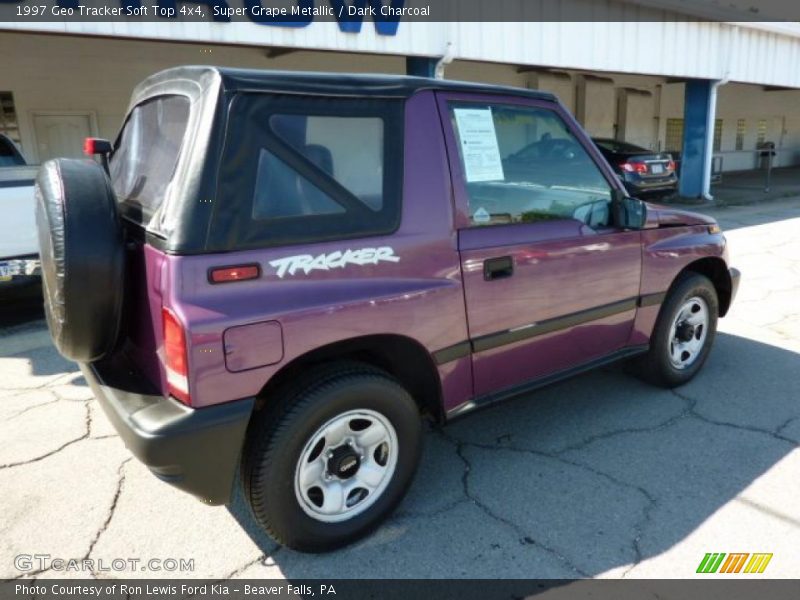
[676,321,695,342]
[294,409,399,523]
[668,295,710,370]
[328,445,361,480]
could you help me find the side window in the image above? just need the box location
[252,149,346,220]
[214,94,403,250]
[253,115,385,220]
[448,102,613,228]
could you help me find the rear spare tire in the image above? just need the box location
[35,158,125,363]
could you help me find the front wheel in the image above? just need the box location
[630,273,719,388]
[242,363,422,552]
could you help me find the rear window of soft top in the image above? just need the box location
[109,95,190,225]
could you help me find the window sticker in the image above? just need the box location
[453,108,505,182]
[473,207,491,224]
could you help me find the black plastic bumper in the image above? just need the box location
[80,360,254,505]
[626,182,677,196]
[730,267,741,305]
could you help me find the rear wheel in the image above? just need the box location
[630,273,719,388]
[242,363,422,552]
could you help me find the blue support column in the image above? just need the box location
[406,57,437,78]
[679,79,714,198]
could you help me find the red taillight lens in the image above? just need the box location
[162,307,190,405]
[619,161,647,174]
[667,160,676,172]
[209,264,260,284]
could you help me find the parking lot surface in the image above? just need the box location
[2,198,799,580]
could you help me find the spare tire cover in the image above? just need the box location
[35,158,125,363]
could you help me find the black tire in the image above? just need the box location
[35,158,125,363]
[630,272,719,388]
[242,362,422,552]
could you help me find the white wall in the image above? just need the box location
[5,17,800,88]
[576,76,617,138]
[659,81,800,169]
[529,70,666,150]
[529,72,576,113]
[617,89,657,149]
[0,32,404,162]
[446,60,530,89]
[527,70,800,170]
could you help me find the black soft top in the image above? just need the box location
[124,65,559,255]
[131,65,557,105]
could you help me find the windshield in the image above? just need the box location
[109,95,190,224]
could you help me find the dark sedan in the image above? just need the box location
[593,138,678,198]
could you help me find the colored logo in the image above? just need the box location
[696,553,773,574]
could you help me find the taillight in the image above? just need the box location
[667,160,676,172]
[162,307,190,405]
[619,161,648,174]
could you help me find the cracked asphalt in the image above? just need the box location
[2,198,799,581]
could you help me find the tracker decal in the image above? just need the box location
[269,247,400,278]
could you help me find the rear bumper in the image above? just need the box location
[80,359,254,505]
[620,173,678,196]
[729,267,741,305]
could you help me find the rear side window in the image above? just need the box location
[109,95,190,223]
[212,94,403,250]
[252,149,347,219]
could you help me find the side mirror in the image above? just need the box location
[623,196,647,229]
[612,189,646,230]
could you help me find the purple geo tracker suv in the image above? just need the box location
[35,67,740,552]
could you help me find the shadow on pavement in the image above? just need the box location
[0,285,87,384]
[228,331,799,577]
[0,281,43,328]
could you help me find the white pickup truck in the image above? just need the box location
[0,133,39,289]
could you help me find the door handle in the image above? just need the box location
[483,256,514,281]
